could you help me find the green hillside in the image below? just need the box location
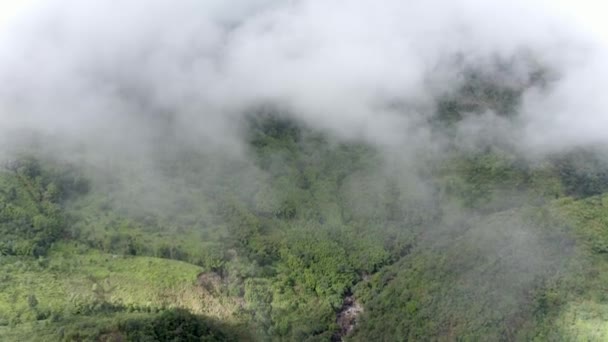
[2,110,608,341]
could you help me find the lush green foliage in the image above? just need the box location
[2,111,608,341]
[0,157,87,257]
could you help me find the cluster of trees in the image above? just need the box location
[118,309,235,341]
[553,149,608,198]
[39,309,236,341]
[0,157,87,257]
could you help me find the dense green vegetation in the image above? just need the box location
[0,157,73,257]
[3,102,608,341]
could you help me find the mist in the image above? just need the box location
[0,0,605,161]
[0,1,606,339]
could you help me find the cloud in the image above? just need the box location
[0,0,605,160]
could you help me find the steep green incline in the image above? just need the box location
[352,207,573,340]
[2,113,608,341]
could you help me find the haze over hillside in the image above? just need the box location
[1,0,608,341]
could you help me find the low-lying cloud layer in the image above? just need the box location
[0,0,606,160]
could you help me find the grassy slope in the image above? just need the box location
[547,195,608,341]
[0,242,247,340]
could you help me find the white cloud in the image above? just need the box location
[0,0,605,158]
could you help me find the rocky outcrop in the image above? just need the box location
[332,294,363,341]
